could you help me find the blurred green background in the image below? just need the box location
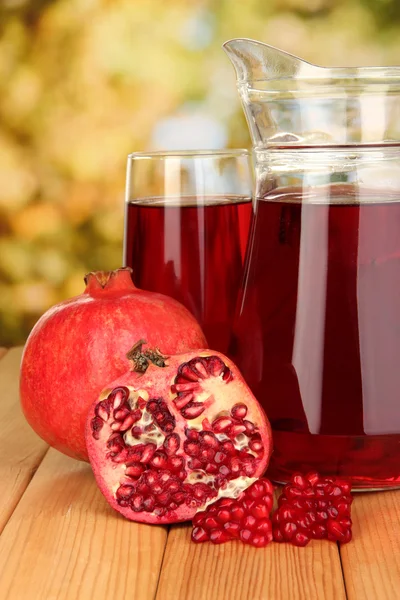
[1,0,400,346]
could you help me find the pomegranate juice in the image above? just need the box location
[124,196,252,353]
[230,187,400,488]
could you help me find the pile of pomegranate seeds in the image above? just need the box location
[192,478,274,547]
[272,472,353,546]
[191,472,353,548]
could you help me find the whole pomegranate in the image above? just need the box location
[86,341,272,524]
[20,268,207,461]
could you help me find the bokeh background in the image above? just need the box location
[1,0,400,346]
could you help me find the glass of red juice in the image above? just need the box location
[123,150,253,353]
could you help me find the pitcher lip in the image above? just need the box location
[223,37,400,83]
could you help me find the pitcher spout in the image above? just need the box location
[223,38,319,84]
[223,38,400,147]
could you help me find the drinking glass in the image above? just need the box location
[123,150,253,353]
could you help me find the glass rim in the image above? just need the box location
[127,149,250,160]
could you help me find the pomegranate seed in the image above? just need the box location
[230,403,247,420]
[243,420,255,435]
[228,457,241,474]
[192,527,208,542]
[311,524,327,539]
[327,506,339,519]
[173,382,199,393]
[217,509,231,523]
[204,516,219,529]
[273,528,284,543]
[96,403,110,421]
[221,440,236,455]
[272,472,353,546]
[294,532,310,547]
[150,452,168,469]
[229,424,247,437]
[214,451,227,464]
[239,529,252,542]
[185,428,199,441]
[193,361,209,379]
[292,474,309,490]
[130,494,144,511]
[258,519,272,535]
[114,407,130,421]
[205,356,226,377]
[120,414,136,431]
[224,521,241,536]
[168,456,185,471]
[307,472,320,485]
[280,507,298,521]
[110,421,122,432]
[200,448,215,462]
[222,367,233,382]
[243,515,257,529]
[173,392,194,409]
[140,444,157,463]
[200,432,219,448]
[251,503,270,519]
[205,463,219,474]
[143,497,156,512]
[316,511,328,522]
[91,417,104,439]
[184,440,200,456]
[172,492,185,504]
[231,506,245,521]
[181,403,205,419]
[163,433,180,455]
[212,416,232,433]
[251,534,270,548]
[283,522,297,540]
[167,481,180,493]
[189,458,203,470]
[116,485,134,499]
[191,478,274,548]
[125,463,145,478]
[110,387,129,410]
[137,397,146,409]
[246,481,265,499]
[210,529,231,544]
[249,439,264,453]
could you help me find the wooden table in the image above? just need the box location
[0,347,399,600]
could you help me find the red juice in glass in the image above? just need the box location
[230,185,400,488]
[124,195,252,353]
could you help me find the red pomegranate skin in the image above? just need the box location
[20,269,207,461]
[86,347,272,524]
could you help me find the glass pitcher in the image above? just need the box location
[224,38,400,489]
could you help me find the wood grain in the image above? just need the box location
[156,523,346,600]
[0,346,48,533]
[0,449,168,600]
[340,490,400,599]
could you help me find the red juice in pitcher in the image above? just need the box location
[230,185,400,488]
[124,196,252,353]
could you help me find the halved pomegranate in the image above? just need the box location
[86,341,272,524]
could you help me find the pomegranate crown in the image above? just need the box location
[126,339,168,374]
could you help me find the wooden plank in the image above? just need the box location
[0,346,48,533]
[0,449,168,600]
[0,348,8,360]
[156,523,346,600]
[340,490,400,599]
